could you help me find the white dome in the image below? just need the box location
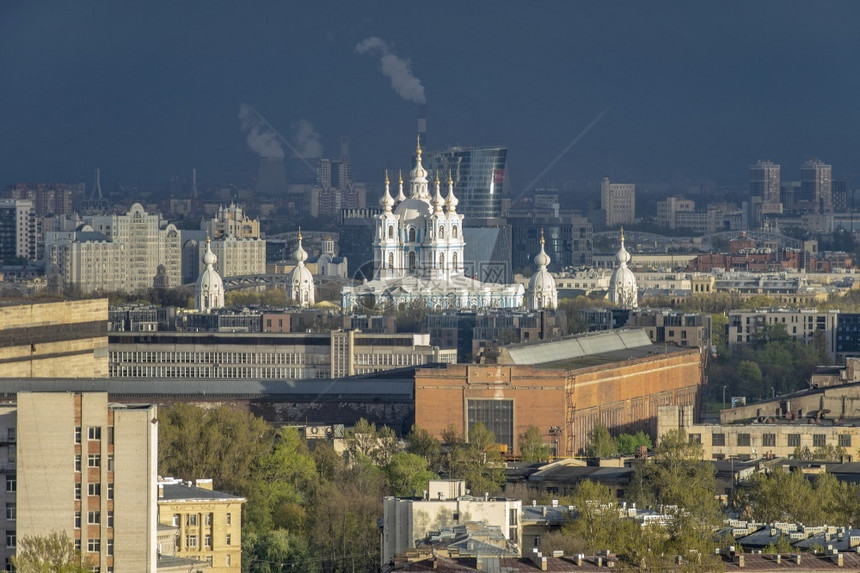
[608,231,638,308]
[288,264,314,287]
[197,267,224,292]
[195,239,224,312]
[529,268,556,293]
[394,197,431,225]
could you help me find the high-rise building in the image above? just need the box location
[0,199,36,263]
[421,146,507,221]
[749,160,782,225]
[508,214,593,272]
[801,158,832,214]
[45,204,182,293]
[5,183,77,216]
[0,392,158,572]
[600,177,636,227]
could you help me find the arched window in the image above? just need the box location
[388,252,394,269]
[408,251,417,270]
[388,225,394,239]
[439,253,445,270]
[452,226,458,239]
[439,225,445,239]
[452,252,458,270]
[408,228,416,242]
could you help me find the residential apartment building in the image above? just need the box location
[800,158,832,214]
[46,203,182,293]
[204,236,266,278]
[157,478,245,572]
[0,199,36,263]
[0,392,158,572]
[109,331,456,380]
[600,177,635,227]
[728,308,838,361]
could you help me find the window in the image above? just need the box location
[75,484,81,500]
[88,454,101,468]
[762,434,776,447]
[408,227,416,242]
[205,513,213,526]
[206,556,213,566]
[172,514,180,527]
[107,511,114,528]
[107,538,113,556]
[688,433,701,444]
[533,536,541,547]
[87,538,100,552]
[839,434,852,448]
[107,427,114,445]
[88,511,100,525]
[107,483,114,500]
[788,434,800,447]
[737,434,751,447]
[75,511,81,529]
[204,534,211,548]
[186,535,197,548]
[712,433,726,447]
[388,226,394,239]
[75,455,81,472]
[107,456,114,472]
[226,513,231,526]
[4,504,13,521]
[5,532,14,549]
[408,251,416,270]
[814,434,826,447]
[75,539,81,552]
[88,483,101,497]
[452,226,458,239]
[226,533,231,546]
[467,399,514,451]
[75,427,81,444]
[88,427,101,441]
[186,514,198,526]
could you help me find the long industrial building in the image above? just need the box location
[415,329,705,456]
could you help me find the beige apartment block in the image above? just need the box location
[658,405,860,461]
[157,478,245,572]
[0,299,108,378]
[5,392,158,572]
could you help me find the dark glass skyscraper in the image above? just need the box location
[421,146,506,221]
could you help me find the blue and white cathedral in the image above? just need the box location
[341,136,525,311]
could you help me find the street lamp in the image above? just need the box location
[722,385,727,411]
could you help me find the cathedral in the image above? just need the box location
[607,227,639,308]
[341,137,525,311]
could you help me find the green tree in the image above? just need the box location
[11,531,91,573]
[442,424,505,495]
[405,425,442,469]
[243,529,314,573]
[385,451,438,497]
[616,431,652,455]
[519,425,551,462]
[585,423,618,458]
[158,404,273,496]
[566,480,619,553]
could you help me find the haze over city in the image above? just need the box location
[3,1,860,193]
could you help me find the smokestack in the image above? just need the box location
[191,168,198,198]
[418,104,427,145]
[92,168,103,201]
[341,136,350,160]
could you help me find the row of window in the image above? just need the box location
[75,454,114,471]
[707,432,851,448]
[75,482,114,499]
[74,426,111,444]
[75,510,113,527]
[183,533,232,547]
[174,512,233,527]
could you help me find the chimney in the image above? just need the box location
[576,554,583,566]
[833,552,843,567]
[774,554,781,564]
[736,554,745,568]
[158,484,164,498]
[542,506,546,517]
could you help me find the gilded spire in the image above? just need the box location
[385,169,390,186]
[540,228,545,245]
[297,226,302,241]
[416,133,422,157]
[620,226,625,244]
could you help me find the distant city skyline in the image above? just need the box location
[3,1,860,195]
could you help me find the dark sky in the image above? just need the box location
[2,1,859,193]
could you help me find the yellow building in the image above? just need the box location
[157,478,245,572]
[0,298,108,378]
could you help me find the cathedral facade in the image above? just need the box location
[341,137,524,311]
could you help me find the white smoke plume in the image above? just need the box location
[291,119,323,159]
[355,37,426,105]
[238,103,285,159]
